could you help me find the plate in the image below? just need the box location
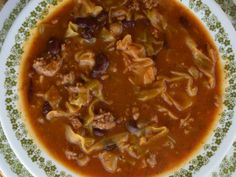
[0,0,236,177]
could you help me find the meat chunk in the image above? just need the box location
[60,72,75,85]
[92,112,116,130]
[91,53,109,78]
[65,150,78,160]
[146,153,157,168]
[116,35,157,85]
[33,57,63,77]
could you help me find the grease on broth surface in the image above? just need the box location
[19,0,223,176]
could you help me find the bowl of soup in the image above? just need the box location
[0,0,236,176]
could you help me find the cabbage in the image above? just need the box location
[77,154,90,166]
[110,23,123,36]
[84,99,99,126]
[100,28,116,42]
[186,37,216,88]
[137,88,163,101]
[137,79,166,101]
[125,145,144,159]
[86,80,104,100]
[145,9,167,31]
[65,125,95,153]
[162,92,192,111]
[116,35,157,85]
[89,132,129,153]
[156,105,179,120]
[142,126,169,145]
[76,0,103,17]
[70,87,91,109]
[45,86,62,109]
[171,71,198,97]
[65,22,79,38]
[74,51,95,71]
[65,102,81,113]
[98,152,118,173]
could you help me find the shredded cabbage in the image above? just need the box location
[89,132,129,153]
[145,9,167,31]
[65,22,79,38]
[76,0,103,17]
[65,125,95,153]
[98,152,118,173]
[186,37,216,88]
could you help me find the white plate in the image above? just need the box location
[0,0,236,177]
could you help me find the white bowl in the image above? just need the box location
[0,0,236,176]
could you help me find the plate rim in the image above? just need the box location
[0,0,235,177]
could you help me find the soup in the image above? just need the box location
[19,0,223,176]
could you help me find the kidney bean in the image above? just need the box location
[94,128,106,137]
[122,20,136,29]
[76,16,100,39]
[126,119,139,133]
[97,11,108,27]
[48,38,61,56]
[91,53,109,78]
[42,101,52,117]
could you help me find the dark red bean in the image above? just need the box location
[94,128,106,137]
[80,28,94,39]
[76,12,108,39]
[42,101,52,117]
[76,16,98,29]
[48,38,61,56]
[126,119,139,133]
[76,17,100,39]
[97,11,108,27]
[122,20,135,29]
[91,53,109,78]
[104,142,117,151]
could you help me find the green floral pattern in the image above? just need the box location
[0,0,236,177]
[215,0,236,28]
[211,1,236,176]
[212,142,236,177]
[3,0,74,175]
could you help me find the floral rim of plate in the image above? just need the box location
[0,0,236,176]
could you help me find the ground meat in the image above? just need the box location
[146,154,157,168]
[68,116,82,131]
[92,112,116,130]
[65,150,78,160]
[33,57,63,77]
[142,0,159,9]
[60,72,75,85]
